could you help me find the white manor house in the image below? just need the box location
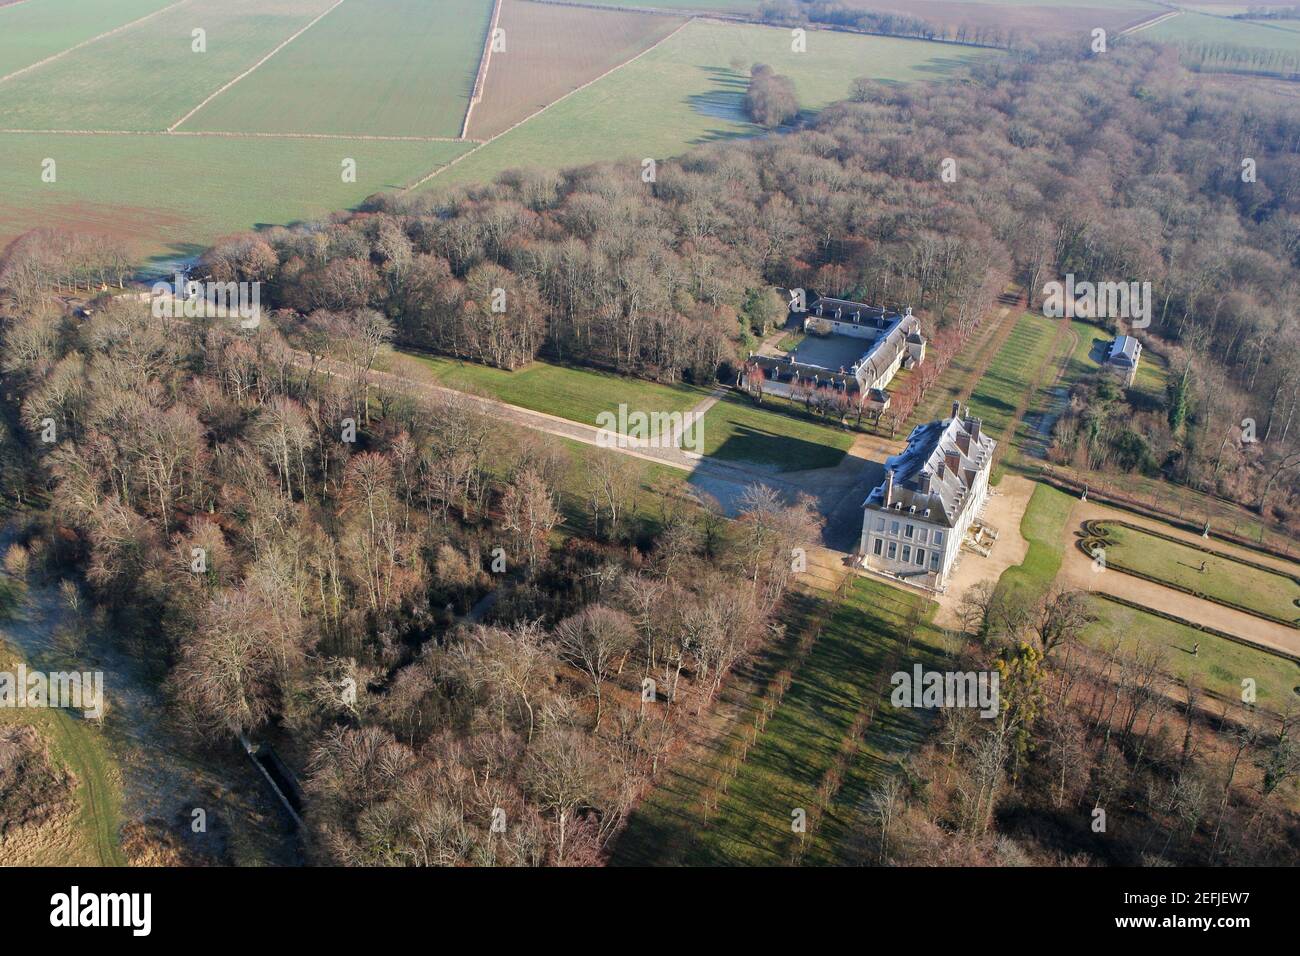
[859,402,997,589]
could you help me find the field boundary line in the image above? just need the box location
[0,0,191,86]
[0,127,477,143]
[461,0,504,140]
[167,0,348,132]
[405,14,693,190]
[1118,9,1180,37]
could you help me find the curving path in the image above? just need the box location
[1057,497,1300,658]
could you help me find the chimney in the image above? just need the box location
[945,449,961,475]
[918,471,931,494]
[884,468,895,507]
[969,418,982,443]
[951,400,960,421]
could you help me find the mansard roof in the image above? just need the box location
[864,408,996,528]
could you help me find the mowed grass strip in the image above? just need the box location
[181,0,493,138]
[468,0,685,140]
[995,480,1076,606]
[647,578,940,865]
[965,311,1059,446]
[0,640,124,866]
[0,0,342,131]
[700,394,853,471]
[1099,523,1300,623]
[0,0,176,78]
[1083,596,1300,708]
[425,20,999,191]
[0,132,470,255]
[392,350,708,429]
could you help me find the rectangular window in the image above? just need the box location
[933,531,944,546]
[918,528,928,544]
[930,551,941,571]
[887,542,897,560]
[902,545,911,562]
[904,524,914,539]
[875,518,885,532]
[873,538,883,556]
[890,521,900,536]
[915,548,926,567]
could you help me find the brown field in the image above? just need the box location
[836,0,1158,41]
[467,0,685,140]
[0,200,189,257]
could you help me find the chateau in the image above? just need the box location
[860,403,996,589]
[743,292,925,413]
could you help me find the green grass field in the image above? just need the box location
[0,0,341,131]
[425,19,998,191]
[965,312,1060,449]
[1084,596,1300,708]
[1097,522,1300,623]
[614,577,948,866]
[0,0,176,78]
[0,639,125,866]
[1145,11,1300,69]
[563,0,760,10]
[393,350,708,426]
[181,0,493,138]
[395,350,854,471]
[0,132,469,258]
[995,481,1076,607]
[700,394,854,471]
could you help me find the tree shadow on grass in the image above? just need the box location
[707,423,846,472]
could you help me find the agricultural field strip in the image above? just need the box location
[405,15,694,189]
[0,0,188,85]
[167,0,348,131]
[0,127,473,142]
[1118,8,1181,35]
[460,0,504,139]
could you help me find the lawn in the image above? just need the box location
[701,394,855,471]
[995,481,1077,607]
[965,311,1060,454]
[0,639,125,866]
[0,132,469,258]
[1096,522,1300,624]
[1144,11,1300,72]
[0,0,341,131]
[392,350,708,429]
[0,0,176,78]
[424,19,999,191]
[181,0,494,138]
[1084,596,1300,709]
[613,576,948,866]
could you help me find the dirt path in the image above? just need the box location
[460,0,504,139]
[931,474,1035,629]
[1119,9,1181,37]
[1057,499,1300,658]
